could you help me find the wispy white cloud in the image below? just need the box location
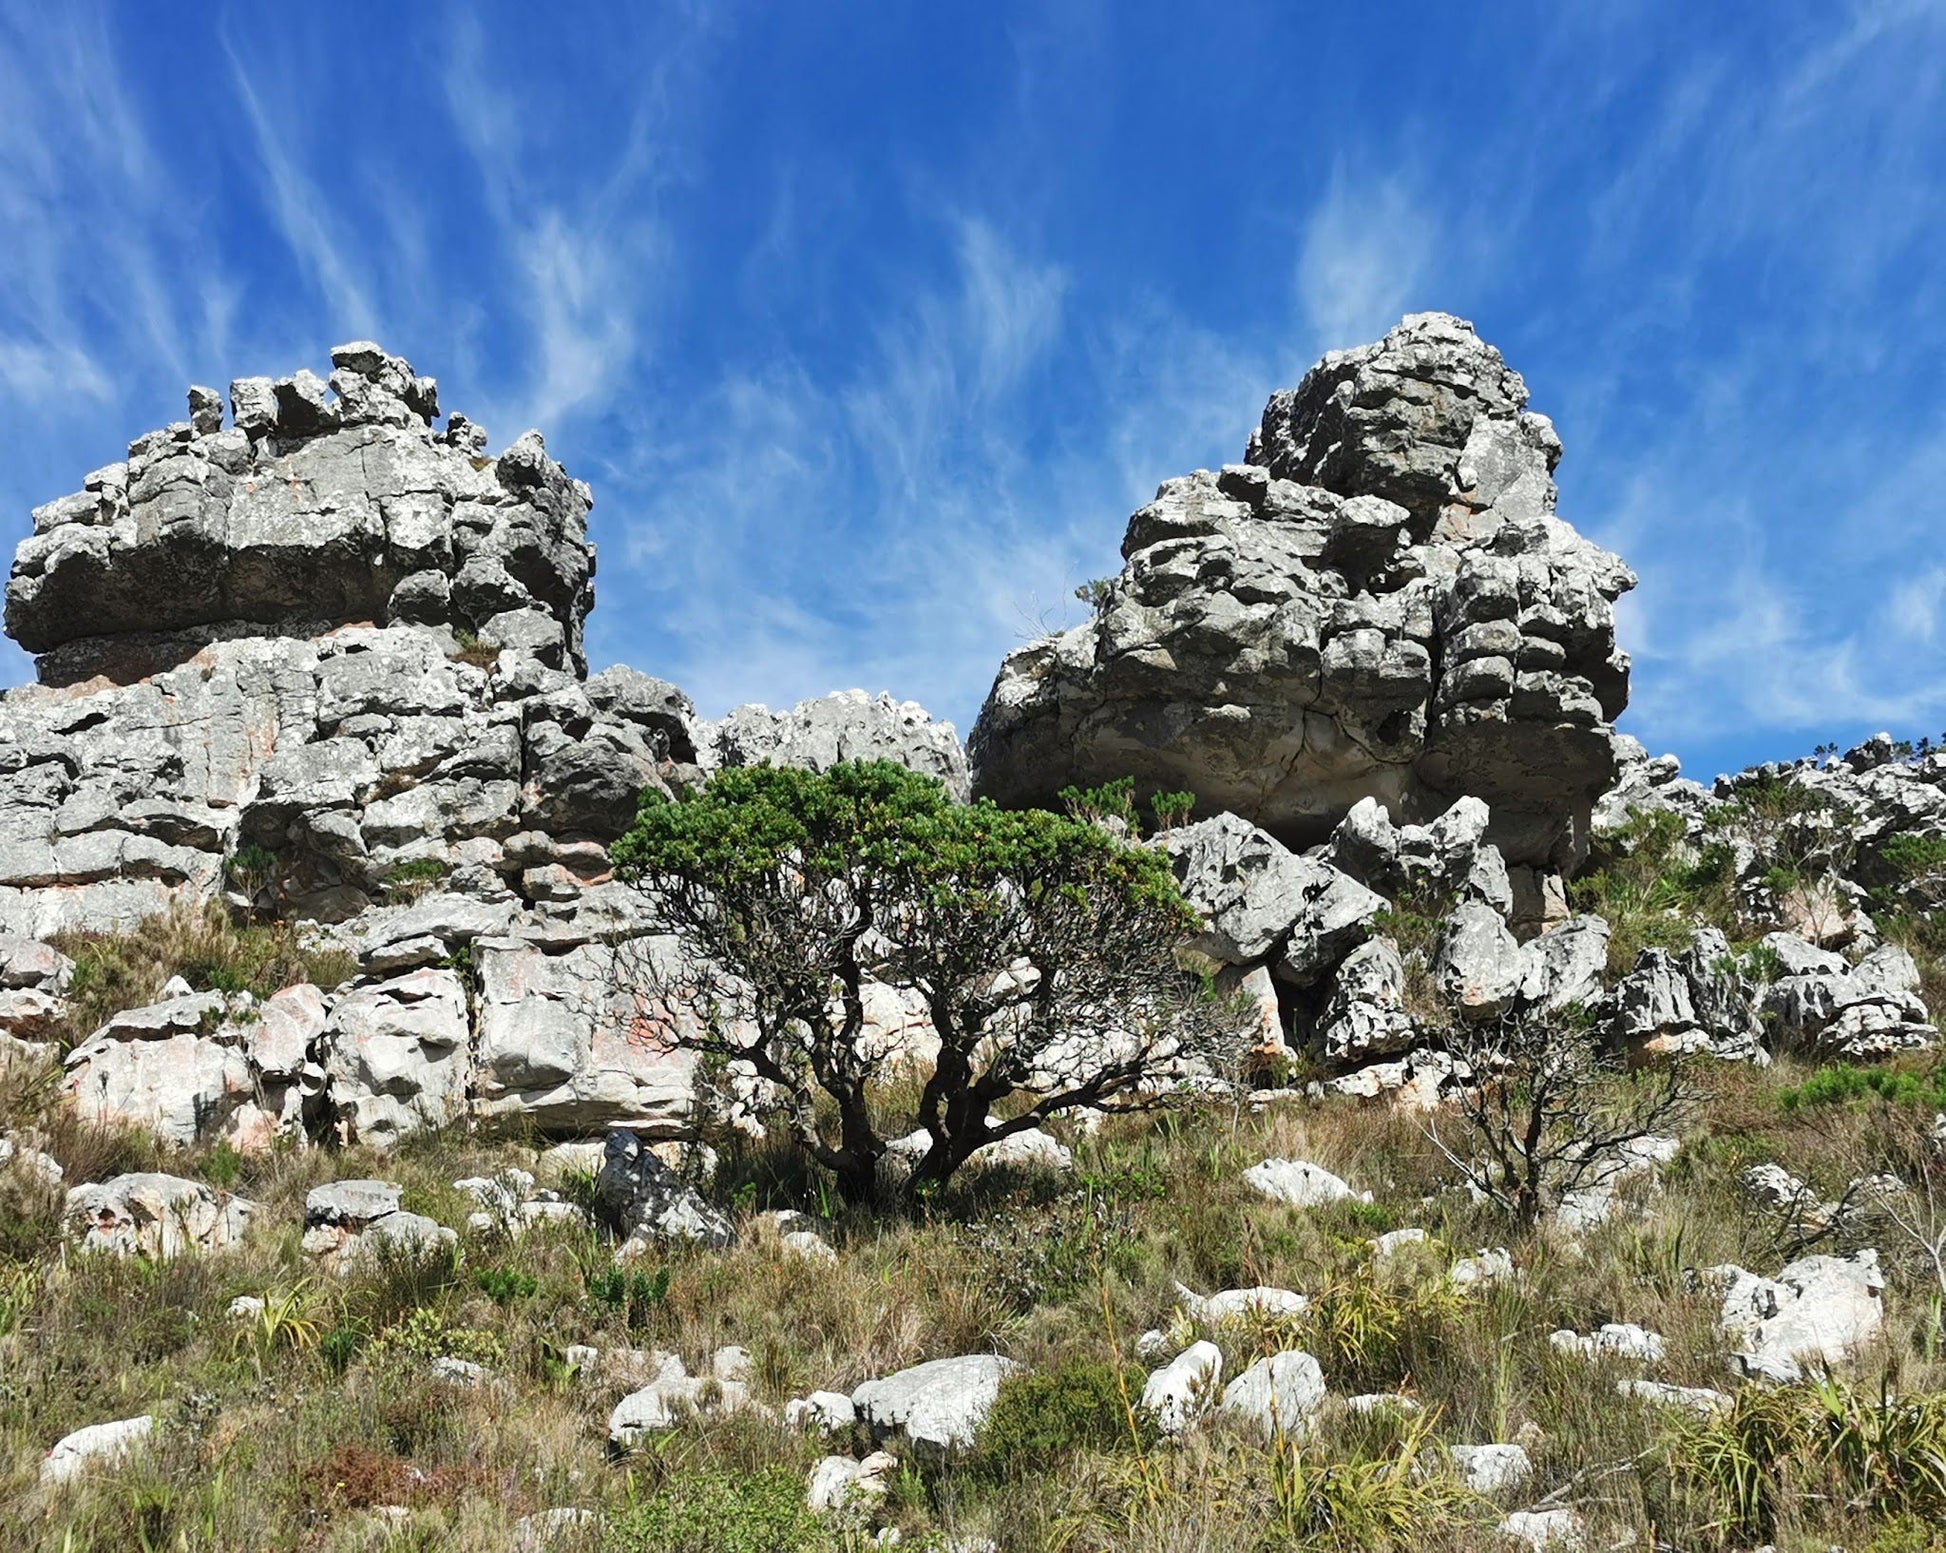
[223,42,378,341]
[1295,170,1435,351]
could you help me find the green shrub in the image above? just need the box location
[1879,834,1946,880]
[369,1306,506,1367]
[382,856,450,904]
[588,1264,670,1329]
[1779,1063,1946,1113]
[601,1467,835,1553]
[976,1358,1154,1475]
[473,1266,539,1304]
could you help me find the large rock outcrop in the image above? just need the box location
[969,313,1635,869]
[0,346,967,1150]
[7,343,593,683]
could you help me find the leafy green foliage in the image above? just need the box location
[588,1264,670,1329]
[472,1266,539,1304]
[612,760,1234,1204]
[369,1306,506,1367]
[1149,789,1197,832]
[1669,1379,1946,1536]
[382,856,450,904]
[1780,1062,1946,1113]
[976,1358,1153,1476]
[600,1467,835,1553]
[1073,576,1117,614]
[1573,809,1737,974]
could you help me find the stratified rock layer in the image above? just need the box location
[0,346,967,1148]
[969,313,1635,868]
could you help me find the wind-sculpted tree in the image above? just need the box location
[1425,1007,1707,1230]
[610,760,1245,1206]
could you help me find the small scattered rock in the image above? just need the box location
[852,1354,1019,1450]
[1242,1158,1371,1207]
[1219,1350,1327,1440]
[1141,1340,1223,1436]
[806,1450,897,1513]
[1547,1323,1664,1364]
[1450,1442,1533,1494]
[42,1414,154,1485]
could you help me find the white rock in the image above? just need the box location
[1140,1340,1223,1436]
[1500,1509,1583,1549]
[786,1391,857,1433]
[1450,1442,1533,1493]
[1342,1392,1422,1415]
[512,1508,602,1552]
[228,1295,265,1319]
[1242,1158,1371,1207]
[1617,1379,1731,1415]
[1714,1250,1885,1382]
[852,1354,1019,1450]
[1219,1349,1326,1440]
[1450,1248,1516,1287]
[1369,1227,1428,1257]
[41,1414,154,1484]
[1179,1281,1309,1323]
[806,1450,896,1513]
[67,1173,254,1258]
[1547,1323,1664,1363]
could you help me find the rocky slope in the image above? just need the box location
[0,320,1937,1165]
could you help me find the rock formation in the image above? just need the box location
[0,345,964,1148]
[969,313,1635,870]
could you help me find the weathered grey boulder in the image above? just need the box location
[1140,1341,1223,1436]
[67,1173,255,1258]
[1325,794,1514,917]
[1611,927,1765,1063]
[7,347,593,679]
[321,969,471,1143]
[1315,937,1416,1062]
[970,314,1634,870]
[852,1354,1020,1449]
[706,691,968,799]
[1708,1250,1885,1382]
[1518,915,1610,1011]
[1218,1350,1327,1440]
[41,1414,155,1485]
[595,1128,735,1249]
[608,1351,763,1443]
[471,938,695,1137]
[1436,901,1526,1020]
[1762,939,1937,1058]
[806,1450,898,1514]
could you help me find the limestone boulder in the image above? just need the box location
[1218,1350,1327,1440]
[67,1173,255,1258]
[594,1128,735,1249]
[852,1353,1020,1450]
[970,314,1634,870]
[321,969,471,1144]
[706,690,968,798]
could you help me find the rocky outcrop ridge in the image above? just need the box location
[969,313,1634,870]
[0,345,965,1150]
[8,342,594,684]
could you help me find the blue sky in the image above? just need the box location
[3,1,1944,781]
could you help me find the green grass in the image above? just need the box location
[4,1026,1946,1550]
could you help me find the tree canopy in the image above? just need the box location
[610,760,1241,1204]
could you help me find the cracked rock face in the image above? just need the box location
[8,343,596,684]
[969,313,1635,869]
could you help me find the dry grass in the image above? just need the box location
[1,1045,1944,1550]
